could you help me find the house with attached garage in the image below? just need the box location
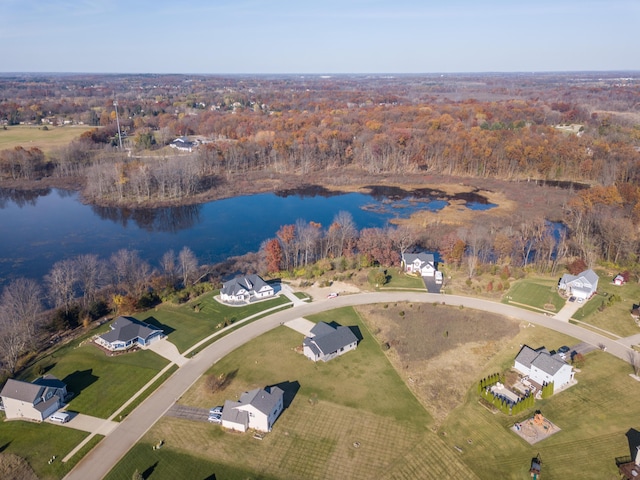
[401,252,436,277]
[513,345,574,394]
[303,322,359,362]
[0,375,68,422]
[221,386,284,432]
[558,268,599,300]
[169,136,196,152]
[219,274,274,304]
[95,316,165,352]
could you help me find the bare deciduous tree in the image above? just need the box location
[75,254,107,309]
[178,246,198,287]
[45,259,78,314]
[0,277,43,351]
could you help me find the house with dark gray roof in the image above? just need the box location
[0,375,67,422]
[220,386,284,432]
[558,269,599,300]
[95,316,164,352]
[303,322,358,362]
[219,274,274,304]
[514,345,574,394]
[401,252,436,276]
[169,136,196,152]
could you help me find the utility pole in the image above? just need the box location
[113,99,123,150]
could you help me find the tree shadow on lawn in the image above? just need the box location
[141,316,176,336]
[62,369,98,398]
[142,461,159,480]
[271,380,300,409]
[0,441,10,453]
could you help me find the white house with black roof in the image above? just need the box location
[169,136,196,152]
[0,375,67,422]
[401,252,436,277]
[219,274,274,304]
[514,345,574,394]
[95,316,164,352]
[221,386,284,432]
[303,322,359,362]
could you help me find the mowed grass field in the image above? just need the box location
[441,345,638,479]
[18,337,169,419]
[106,306,479,480]
[504,276,565,312]
[0,125,93,154]
[0,418,102,480]
[136,291,290,353]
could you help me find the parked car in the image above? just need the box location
[209,406,223,415]
[327,292,339,299]
[49,412,70,423]
[208,413,222,423]
[558,346,570,354]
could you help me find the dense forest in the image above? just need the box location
[1,72,640,378]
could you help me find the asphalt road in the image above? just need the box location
[63,292,636,480]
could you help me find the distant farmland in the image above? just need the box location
[0,125,93,154]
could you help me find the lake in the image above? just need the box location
[0,186,495,285]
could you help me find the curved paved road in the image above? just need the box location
[64,292,635,480]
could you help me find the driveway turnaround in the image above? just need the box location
[63,291,638,480]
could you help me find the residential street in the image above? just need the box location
[63,291,637,480]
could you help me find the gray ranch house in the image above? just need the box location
[558,269,599,300]
[95,316,165,352]
[303,322,358,362]
[219,274,274,304]
[0,375,68,422]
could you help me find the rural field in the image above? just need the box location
[106,306,479,479]
[0,125,93,154]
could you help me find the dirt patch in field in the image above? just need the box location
[356,302,520,425]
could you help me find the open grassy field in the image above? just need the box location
[503,276,565,313]
[571,269,640,337]
[108,306,480,479]
[0,419,99,480]
[18,339,169,419]
[136,292,290,353]
[0,125,93,154]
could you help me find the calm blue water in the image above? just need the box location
[0,188,495,285]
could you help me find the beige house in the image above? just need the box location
[0,375,67,422]
[221,386,284,433]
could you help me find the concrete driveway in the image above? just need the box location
[554,298,583,322]
[50,412,118,435]
[147,338,188,366]
[284,317,315,336]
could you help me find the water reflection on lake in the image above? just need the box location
[0,186,496,285]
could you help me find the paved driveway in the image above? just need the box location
[422,275,441,293]
[147,338,188,366]
[284,317,315,336]
[51,412,118,435]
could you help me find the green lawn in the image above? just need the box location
[104,442,279,480]
[108,306,480,479]
[19,340,169,419]
[504,277,565,312]
[0,125,93,154]
[0,420,96,480]
[571,270,640,337]
[441,347,638,479]
[382,270,426,289]
[136,292,290,353]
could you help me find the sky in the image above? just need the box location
[0,0,638,74]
